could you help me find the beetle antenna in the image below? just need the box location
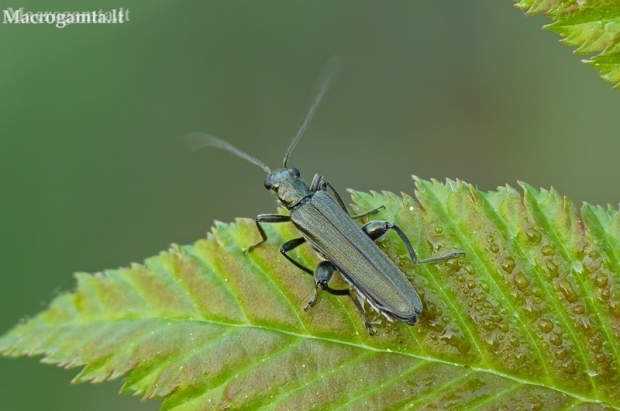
[186,133,271,174]
[283,56,342,168]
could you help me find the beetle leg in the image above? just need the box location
[281,240,349,307]
[310,173,384,219]
[346,290,376,334]
[281,237,372,334]
[349,205,385,220]
[304,260,333,308]
[303,261,374,333]
[245,213,291,253]
[310,173,350,212]
[304,261,347,307]
[280,237,313,274]
[361,220,465,265]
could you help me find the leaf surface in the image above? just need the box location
[515,0,620,88]
[2,178,620,410]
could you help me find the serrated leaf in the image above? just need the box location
[514,0,620,89]
[2,178,620,410]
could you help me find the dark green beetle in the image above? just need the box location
[188,60,464,332]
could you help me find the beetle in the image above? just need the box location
[187,60,464,332]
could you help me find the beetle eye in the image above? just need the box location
[290,168,300,177]
[264,176,272,189]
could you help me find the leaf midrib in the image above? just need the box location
[39,315,617,409]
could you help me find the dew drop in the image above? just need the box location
[573,304,586,314]
[490,313,503,323]
[595,275,608,288]
[482,320,497,330]
[599,288,611,301]
[514,272,530,292]
[428,321,443,332]
[610,300,620,317]
[501,257,516,274]
[595,351,607,362]
[580,316,596,336]
[555,347,568,360]
[485,335,499,349]
[523,298,535,314]
[561,360,577,374]
[434,226,444,234]
[541,244,554,256]
[526,229,542,244]
[445,258,461,272]
[549,332,562,346]
[545,260,559,278]
[513,352,525,365]
[538,318,554,333]
[440,328,457,342]
[558,279,578,303]
[423,308,438,324]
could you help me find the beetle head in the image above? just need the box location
[264,167,311,208]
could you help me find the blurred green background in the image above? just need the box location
[1,1,619,410]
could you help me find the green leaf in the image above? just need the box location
[2,178,620,410]
[514,0,620,89]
